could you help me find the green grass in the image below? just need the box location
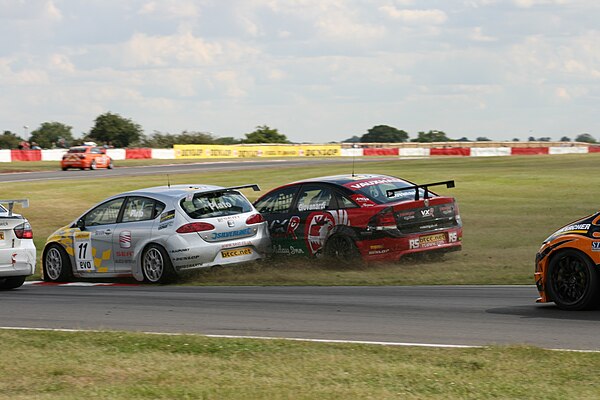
[2,154,599,285]
[1,329,599,399]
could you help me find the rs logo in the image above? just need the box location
[409,239,420,249]
[449,232,458,243]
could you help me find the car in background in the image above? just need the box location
[0,199,36,290]
[61,145,113,170]
[42,184,270,283]
[254,174,462,262]
[535,213,600,310]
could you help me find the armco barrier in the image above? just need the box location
[588,146,600,153]
[42,149,68,161]
[106,148,126,160]
[511,147,549,155]
[363,148,399,156]
[11,149,41,161]
[548,146,589,155]
[430,147,471,156]
[399,148,431,157]
[470,147,512,157]
[0,149,12,162]
[125,148,152,159]
[151,148,176,159]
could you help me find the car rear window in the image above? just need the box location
[68,147,87,153]
[180,191,253,219]
[346,178,427,204]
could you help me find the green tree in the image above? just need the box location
[560,136,571,142]
[242,125,289,143]
[342,135,362,143]
[575,133,597,143]
[476,137,491,141]
[88,112,143,148]
[411,130,451,143]
[0,130,24,149]
[214,136,241,145]
[29,122,74,149]
[361,125,408,143]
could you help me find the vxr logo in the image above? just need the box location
[421,208,434,217]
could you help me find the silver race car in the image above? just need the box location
[42,184,271,283]
[0,199,36,290]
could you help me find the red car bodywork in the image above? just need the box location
[61,146,113,170]
[254,174,462,262]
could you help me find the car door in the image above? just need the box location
[254,185,302,256]
[78,197,125,274]
[113,196,165,272]
[294,184,339,256]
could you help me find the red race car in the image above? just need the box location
[254,174,462,261]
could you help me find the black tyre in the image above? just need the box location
[107,159,113,169]
[43,244,73,282]
[90,160,97,170]
[0,276,27,290]
[324,235,360,262]
[61,167,68,171]
[142,244,175,283]
[547,249,599,310]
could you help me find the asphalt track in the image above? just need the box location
[2,284,600,351]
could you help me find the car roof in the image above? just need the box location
[292,174,397,186]
[122,184,230,198]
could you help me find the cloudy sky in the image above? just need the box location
[1,0,598,143]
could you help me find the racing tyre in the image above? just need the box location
[547,249,600,311]
[142,244,175,284]
[107,160,113,169]
[324,235,360,263]
[90,160,97,170]
[61,167,68,171]
[0,276,27,290]
[43,244,73,282]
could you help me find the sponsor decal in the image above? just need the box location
[158,221,174,230]
[227,220,236,227]
[347,178,403,190]
[221,240,252,249]
[119,231,131,248]
[448,232,458,243]
[298,202,328,212]
[221,247,253,258]
[160,210,175,223]
[217,215,241,223]
[368,249,390,255]
[273,244,305,255]
[211,228,253,240]
[286,216,301,239]
[0,222,9,226]
[554,223,591,235]
[593,242,600,252]
[397,211,416,221]
[170,248,190,253]
[116,250,133,257]
[304,210,349,255]
[419,233,446,249]
[420,208,434,217]
[175,255,201,261]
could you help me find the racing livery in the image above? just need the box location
[535,212,600,310]
[61,145,113,170]
[42,184,270,283]
[254,174,462,262]
[0,199,36,290]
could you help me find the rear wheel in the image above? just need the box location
[61,167,68,171]
[324,235,359,262]
[43,244,73,282]
[547,249,599,310]
[90,160,97,170]
[107,159,113,169]
[0,276,27,290]
[142,244,175,283]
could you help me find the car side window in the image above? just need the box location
[296,186,335,212]
[337,193,358,209]
[83,198,125,226]
[254,186,299,214]
[122,197,162,223]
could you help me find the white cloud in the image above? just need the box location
[470,27,496,42]
[138,0,200,19]
[379,6,448,25]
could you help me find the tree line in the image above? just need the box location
[1,113,597,149]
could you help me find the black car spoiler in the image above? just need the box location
[0,199,30,217]
[186,184,261,197]
[386,180,455,201]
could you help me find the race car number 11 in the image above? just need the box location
[74,232,94,271]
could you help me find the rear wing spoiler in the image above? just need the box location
[183,184,261,198]
[386,180,455,201]
[0,199,30,217]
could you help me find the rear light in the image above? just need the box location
[78,154,86,159]
[176,222,215,233]
[14,222,33,239]
[369,207,397,230]
[246,214,265,225]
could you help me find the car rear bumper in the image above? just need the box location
[0,247,36,277]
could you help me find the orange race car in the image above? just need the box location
[535,212,600,310]
[61,146,113,171]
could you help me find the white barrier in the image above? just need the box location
[106,148,126,160]
[151,148,176,159]
[470,147,512,157]
[0,149,11,163]
[41,149,68,161]
[340,148,364,157]
[549,146,589,155]
[399,148,431,157]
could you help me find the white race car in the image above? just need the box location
[0,199,36,290]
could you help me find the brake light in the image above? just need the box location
[176,222,215,233]
[14,222,33,239]
[369,208,397,230]
[246,214,265,225]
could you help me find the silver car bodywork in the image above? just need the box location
[43,184,271,282]
[0,199,36,289]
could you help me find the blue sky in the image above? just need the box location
[1,0,598,142]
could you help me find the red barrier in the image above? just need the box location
[430,147,471,156]
[588,146,600,153]
[510,147,549,155]
[363,148,399,156]
[125,148,152,159]
[11,150,42,161]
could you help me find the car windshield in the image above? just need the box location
[347,178,428,204]
[180,191,253,219]
[68,147,87,153]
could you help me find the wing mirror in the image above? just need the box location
[76,218,86,230]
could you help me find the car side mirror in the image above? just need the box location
[77,218,86,230]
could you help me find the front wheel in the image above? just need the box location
[547,249,599,310]
[142,244,175,283]
[324,235,360,263]
[0,276,27,290]
[43,244,73,282]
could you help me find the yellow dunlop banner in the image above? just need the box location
[174,144,341,159]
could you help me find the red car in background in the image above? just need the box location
[61,146,113,171]
[254,174,462,262]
